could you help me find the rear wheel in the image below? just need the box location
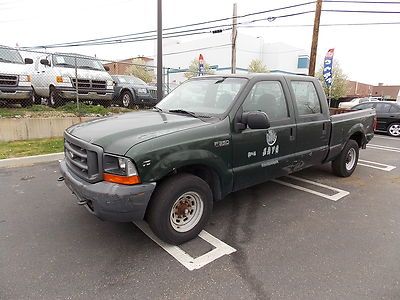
[387,123,400,137]
[146,173,213,245]
[332,139,359,177]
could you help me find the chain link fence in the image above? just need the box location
[0,45,176,114]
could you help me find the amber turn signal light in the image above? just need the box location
[103,173,141,185]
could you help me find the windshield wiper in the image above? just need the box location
[153,106,163,112]
[56,62,75,68]
[168,109,198,118]
[0,58,17,64]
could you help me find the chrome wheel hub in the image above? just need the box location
[170,191,204,232]
[345,148,356,171]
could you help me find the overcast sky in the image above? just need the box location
[1,0,399,85]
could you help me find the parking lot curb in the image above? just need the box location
[0,152,64,168]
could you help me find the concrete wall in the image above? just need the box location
[0,117,94,141]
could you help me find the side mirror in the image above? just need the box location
[242,111,271,130]
[24,58,33,64]
[40,59,50,66]
[104,66,110,71]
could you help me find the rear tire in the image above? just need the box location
[332,139,359,177]
[146,173,213,245]
[387,123,400,137]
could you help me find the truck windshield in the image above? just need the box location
[157,77,247,116]
[53,54,105,71]
[0,47,24,64]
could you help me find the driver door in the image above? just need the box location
[231,79,297,191]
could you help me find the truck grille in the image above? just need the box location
[64,133,103,183]
[149,89,157,99]
[71,79,107,90]
[0,74,18,87]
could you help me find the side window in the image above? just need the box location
[242,81,289,122]
[353,103,374,110]
[375,103,391,113]
[389,105,400,113]
[291,81,322,115]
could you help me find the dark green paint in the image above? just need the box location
[66,74,376,199]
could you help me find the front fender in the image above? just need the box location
[140,149,233,196]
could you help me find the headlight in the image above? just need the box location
[19,75,31,82]
[56,76,71,83]
[106,80,113,86]
[137,88,148,94]
[103,154,140,185]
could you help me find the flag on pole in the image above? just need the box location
[323,48,335,87]
[198,54,205,76]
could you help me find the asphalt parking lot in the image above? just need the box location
[1,134,399,300]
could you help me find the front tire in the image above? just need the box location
[387,123,400,137]
[120,91,134,108]
[332,139,359,177]
[21,93,33,107]
[146,173,213,245]
[49,88,64,108]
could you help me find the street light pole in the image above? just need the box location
[157,0,163,102]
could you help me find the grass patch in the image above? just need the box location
[0,137,64,159]
[0,103,132,118]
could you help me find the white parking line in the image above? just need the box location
[134,221,236,271]
[374,135,400,142]
[368,144,400,153]
[272,175,350,201]
[358,159,396,171]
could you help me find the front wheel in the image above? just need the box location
[332,139,359,177]
[387,123,400,137]
[120,91,134,108]
[146,173,213,245]
[49,88,64,108]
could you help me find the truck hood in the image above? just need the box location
[0,62,32,76]
[57,67,112,81]
[67,110,209,155]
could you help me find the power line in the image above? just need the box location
[324,0,400,4]
[323,9,400,13]
[238,21,400,28]
[25,1,316,49]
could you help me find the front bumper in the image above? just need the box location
[57,87,114,101]
[60,160,156,222]
[136,94,158,106]
[0,86,32,100]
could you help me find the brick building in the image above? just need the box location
[103,56,155,77]
[346,81,400,100]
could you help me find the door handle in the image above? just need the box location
[322,122,327,134]
[290,127,295,141]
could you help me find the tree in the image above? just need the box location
[126,58,153,83]
[316,60,348,100]
[248,59,268,73]
[184,58,215,79]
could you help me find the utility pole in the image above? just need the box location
[308,0,322,76]
[231,3,237,74]
[157,0,163,101]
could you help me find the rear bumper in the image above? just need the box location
[57,87,114,101]
[60,160,156,222]
[0,86,32,100]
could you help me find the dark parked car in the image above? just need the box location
[352,101,400,137]
[112,75,158,108]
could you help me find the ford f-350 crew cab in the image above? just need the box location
[60,74,375,244]
[0,46,34,107]
[31,53,114,107]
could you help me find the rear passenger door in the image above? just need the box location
[288,79,330,168]
[375,102,393,131]
[232,79,296,191]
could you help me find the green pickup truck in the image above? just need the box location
[60,74,375,244]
